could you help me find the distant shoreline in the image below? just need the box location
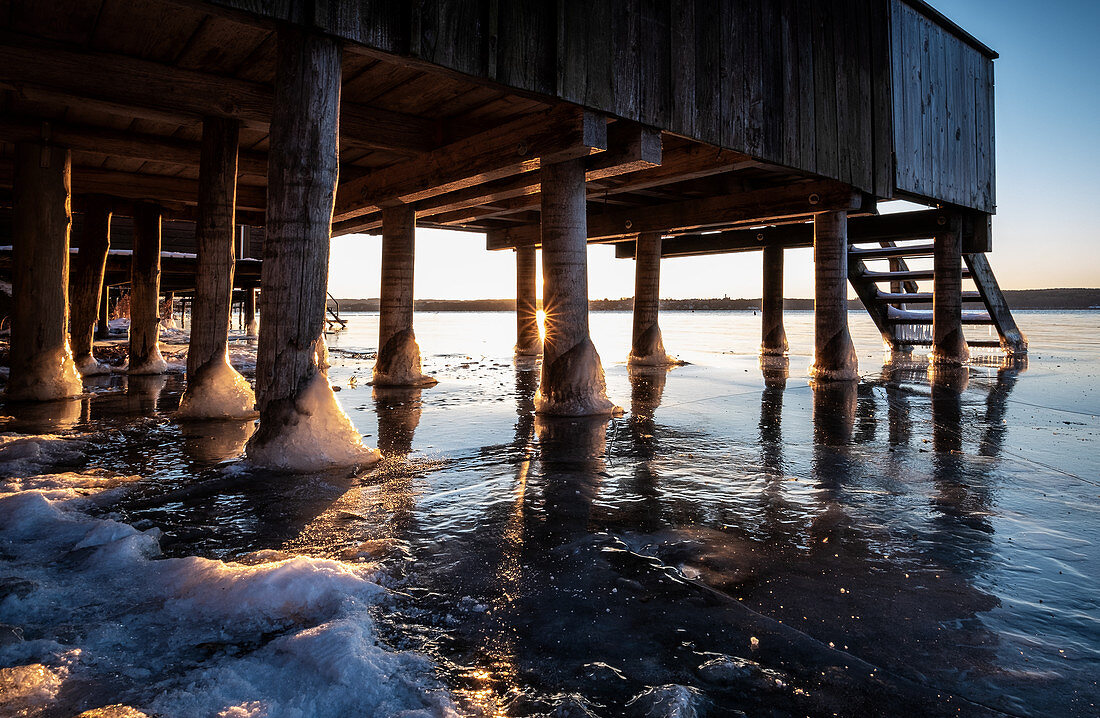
[332,288,1100,312]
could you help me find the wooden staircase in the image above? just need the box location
[848,237,1026,355]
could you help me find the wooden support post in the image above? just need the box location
[761,242,788,357]
[69,195,112,375]
[179,116,255,419]
[931,229,970,365]
[243,288,258,336]
[809,211,858,382]
[514,244,541,356]
[96,284,111,340]
[129,203,167,374]
[535,158,617,415]
[629,231,671,365]
[245,27,377,470]
[373,204,435,386]
[6,143,83,400]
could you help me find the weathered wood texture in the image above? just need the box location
[536,158,614,415]
[187,116,239,380]
[629,232,667,363]
[252,27,341,440]
[810,211,858,381]
[931,228,969,364]
[69,195,111,365]
[515,245,541,356]
[761,243,788,356]
[374,204,429,385]
[8,144,82,400]
[890,0,995,212]
[208,0,909,200]
[128,203,164,372]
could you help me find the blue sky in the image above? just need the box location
[329,0,1099,299]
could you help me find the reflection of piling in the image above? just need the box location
[979,357,1025,457]
[536,415,608,539]
[373,386,423,457]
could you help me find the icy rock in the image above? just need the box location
[74,706,151,718]
[0,434,88,478]
[626,684,708,718]
[177,355,257,420]
[245,372,380,472]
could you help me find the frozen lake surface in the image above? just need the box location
[1,310,1097,716]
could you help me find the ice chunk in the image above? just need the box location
[0,472,456,717]
[75,353,113,377]
[245,372,381,472]
[535,338,620,416]
[127,345,168,376]
[177,354,257,420]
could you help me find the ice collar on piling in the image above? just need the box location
[177,354,257,420]
[246,371,381,472]
[4,346,83,401]
[127,345,168,376]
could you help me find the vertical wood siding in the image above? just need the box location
[208,0,994,212]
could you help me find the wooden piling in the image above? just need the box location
[243,288,257,336]
[128,202,166,374]
[96,284,111,340]
[69,195,112,375]
[374,204,434,385]
[515,244,541,356]
[536,158,616,415]
[246,27,377,469]
[629,231,670,365]
[760,242,788,357]
[179,115,255,418]
[931,228,969,365]
[809,211,858,382]
[7,143,83,400]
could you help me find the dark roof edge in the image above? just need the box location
[905,0,999,59]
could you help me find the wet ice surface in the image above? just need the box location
[1,310,1098,717]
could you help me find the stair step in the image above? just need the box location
[850,243,936,260]
[887,316,996,326]
[860,268,972,282]
[897,338,1004,347]
[875,291,984,303]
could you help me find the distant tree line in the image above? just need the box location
[331,288,1100,313]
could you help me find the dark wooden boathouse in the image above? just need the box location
[0,0,1024,466]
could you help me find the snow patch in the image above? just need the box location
[0,470,455,717]
[246,372,381,472]
[177,355,257,420]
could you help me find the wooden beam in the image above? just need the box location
[488,181,863,249]
[333,141,747,237]
[613,208,966,258]
[0,35,438,153]
[333,105,607,222]
[0,160,266,211]
[0,117,268,176]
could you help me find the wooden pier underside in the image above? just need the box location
[0,0,998,265]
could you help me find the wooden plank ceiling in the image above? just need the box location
[0,0,870,248]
